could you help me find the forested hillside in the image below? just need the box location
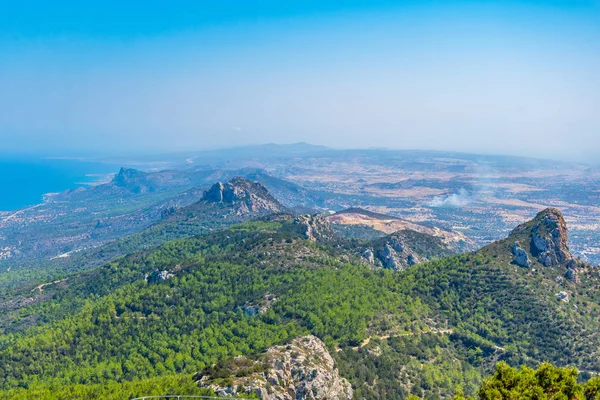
[0,208,598,399]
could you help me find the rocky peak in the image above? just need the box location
[203,182,228,203]
[112,167,153,193]
[113,167,144,185]
[202,177,286,214]
[509,208,589,281]
[531,208,572,267]
[511,208,572,268]
[197,335,353,400]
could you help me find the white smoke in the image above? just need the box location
[428,188,471,208]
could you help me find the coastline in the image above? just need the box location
[0,159,119,212]
[40,172,115,204]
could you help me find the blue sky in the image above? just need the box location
[1,1,599,160]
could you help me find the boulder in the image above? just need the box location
[145,269,173,283]
[565,267,579,283]
[512,241,532,268]
[556,291,569,302]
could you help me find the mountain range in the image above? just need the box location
[0,175,598,399]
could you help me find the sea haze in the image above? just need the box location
[0,158,119,211]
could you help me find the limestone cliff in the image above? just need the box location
[196,335,353,400]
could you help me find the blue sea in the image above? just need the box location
[0,158,120,211]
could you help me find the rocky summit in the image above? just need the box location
[511,208,572,267]
[112,167,154,193]
[509,207,589,281]
[196,335,353,400]
[202,177,287,215]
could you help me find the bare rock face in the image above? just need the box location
[294,215,336,242]
[564,259,588,282]
[530,208,572,267]
[565,267,579,283]
[144,269,173,283]
[380,243,400,270]
[511,208,573,267]
[368,230,453,271]
[378,242,421,271]
[512,241,532,268]
[362,248,375,264]
[509,208,592,282]
[197,335,353,400]
[202,177,286,215]
[203,182,228,203]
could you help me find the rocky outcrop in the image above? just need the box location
[202,177,287,215]
[362,248,375,264]
[512,241,532,268]
[366,230,455,271]
[239,294,278,316]
[556,291,569,302]
[145,269,174,283]
[160,206,178,218]
[565,267,578,283]
[197,335,353,400]
[379,242,421,271]
[380,244,400,270]
[564,259,587,283]
[113,167,154,193]
[511,208,574,266]
[294,215,336,242]
[203,182,228,203]
[508,208,592,282]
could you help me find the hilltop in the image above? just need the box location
[327,207,476,252]
[197,335,353,399]
[184,176,287,216]
[0,165,315,275]
[50,177,288,273]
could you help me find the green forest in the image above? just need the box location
[0,215,598,398]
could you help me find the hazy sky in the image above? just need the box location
[1,1,599,160]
